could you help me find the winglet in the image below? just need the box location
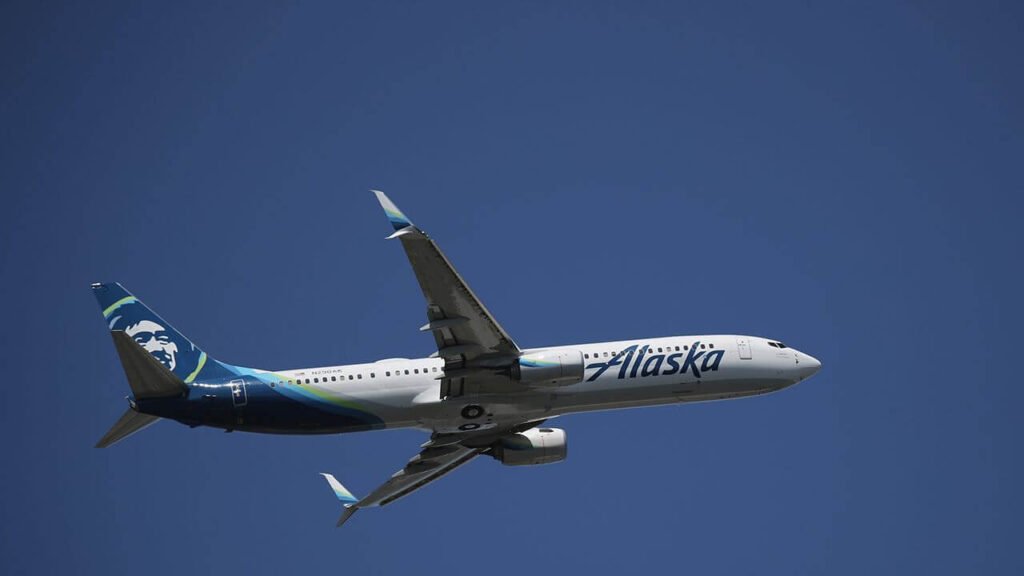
[320,473,358,504]
[320,473,360,527]
[371,190,414,232]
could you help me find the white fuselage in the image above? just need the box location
[263,334,819,434]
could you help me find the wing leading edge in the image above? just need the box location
[321,443,482,527]
[371,190,520,398]
[323,192,537,528]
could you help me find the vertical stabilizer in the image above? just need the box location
[92,283,236,383]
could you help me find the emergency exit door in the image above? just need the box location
[736,337,752,360]
[230,379,248,407]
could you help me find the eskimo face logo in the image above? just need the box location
[585,341,724,382]
[125,319,180,371]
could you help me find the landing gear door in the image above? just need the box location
[737,337,752,360]
[230,379,248,407]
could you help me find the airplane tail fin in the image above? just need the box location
[92,282,243,448]
[94,333,182,447]
[108,330,189,399]
[92,282,237,385]
[320,473,360,527]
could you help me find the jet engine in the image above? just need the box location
[511,350,584,387]
[491,427,567,466]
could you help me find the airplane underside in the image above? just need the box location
[92,191,821,526]
[137,372,796,436]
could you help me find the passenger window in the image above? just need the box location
[313,378,319,383]
[657,347,663,353]
[432,367,438,372]
[675,346,680,351]
[709,344,714,349]
[348,375,353,380]
[405,370,410,375]
[305,379,310,384]
[386,371,391,377]
[371,373,375,378]
[604,352,609,357]
[357,374,362,379]
[700,344,705,349]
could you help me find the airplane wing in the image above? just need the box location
[323,198,548,527]
[320,422,545,527]
[372,191,520,398]
[321,443,483,527]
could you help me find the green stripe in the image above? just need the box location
[294,384,368,412]
[183,352,207,383]
[102,296,136,318]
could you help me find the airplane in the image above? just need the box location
[93,190,822,527]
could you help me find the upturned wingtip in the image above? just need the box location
[371,190,414,231]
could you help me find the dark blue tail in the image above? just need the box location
[92,282,237,383]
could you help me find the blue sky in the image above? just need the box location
[2,1,1022,573]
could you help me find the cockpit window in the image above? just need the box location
[768,341,787,349]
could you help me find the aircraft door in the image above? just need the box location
[736,337,752,360]
[230,379,248,408]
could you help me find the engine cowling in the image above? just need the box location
[492,427,567,466]
[511,350,584,387]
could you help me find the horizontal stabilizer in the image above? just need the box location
[111,331,189,399]
[96,408,160,448]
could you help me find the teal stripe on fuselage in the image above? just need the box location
[220,368,385,428]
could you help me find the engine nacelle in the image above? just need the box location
[511,350,584,387]
[492,427,567,466]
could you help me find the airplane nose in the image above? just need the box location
[797,352,821,380]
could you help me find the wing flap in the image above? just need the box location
[402,239,518,358]
[320,444,482,527]
[362,444,481,507]
[319,421,553,527]
[372,191,519,364]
